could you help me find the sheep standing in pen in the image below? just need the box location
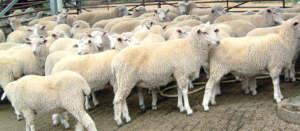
[199,6,225,23]
[111,23,220,126]
[1,71,97,131]
[202,17,300,112]
[76,5,128,26]
[56,8,69,24]
[51,35,128,110]
[71,20,90,38]
[215,8,283,28]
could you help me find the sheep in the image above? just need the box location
[154,8,171,22]
[92,19,111,29]
[165,26,191,40]
[46,30,69,48]
[104,17,133,32]
[49,38,78,53]
[76,5,128,26]
[140,25,165,44]
[56,8,69,24]
[45,31,108,75]
[202,17,300,112]
[71,20,90,38]
[110,19,142,34]
[111,23,220,126]
[35,20,57,31]
[246,25,281,37]
[7,30,32,43]
[199,6,225,23]
[130,6,147,17]
[51,24,72,37]
[51,35,128,110]
[0,42,22,50]
[214,19,256,38]
[281,13,299,20]
[9,17,31,31]
[190,4,224,16]
[0,29,5,42]
[215,8,283,28]
[172,15,201,22]
[22,7,36,22]
[1,71,97,131]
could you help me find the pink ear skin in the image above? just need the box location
[117,38,122,42]
[87,34,92,37]
[211,10,215,13]
[135,9,139,12]
[215,29,219,33]
[177,29,182,34]
[294,22,299,26]
[162,25,167,30]
[41,25,46,30]
[73,44,78,48]
[103,32,108,36]
[197,29,201,34]
[52,34,57,38]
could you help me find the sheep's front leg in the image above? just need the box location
[272,76,283,103]
[122,100,131,123]
[203,76,221,112]
[52,113,60,126]
[241,78,250,94]
[284,70,290,82]
[290,63,296,82]
[152,88,158,110]
[137,87,145,111]
[60,111,70,129]
[14,109,23,121]
[91,92,100,107]
[249,77,257,96]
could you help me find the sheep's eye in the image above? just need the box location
[26,42,31,45]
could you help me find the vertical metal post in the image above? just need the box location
[158,0,161,8]
[0,0,19,18]
[142,0,145,7]
[57,0,64,11]
[282,0,285,8]
[76,0,81,14]
[226,0,229,9]
[50,0,57,15]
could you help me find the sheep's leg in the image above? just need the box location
[249,77,257,96]
[121,100,131,123]
[113,102,123,126]
[203,74,222,112]
[23,110,35,131]
[68,109,97,131]
[290,63,296,82]
[60,111,70,129]
[14,109,23,121]
[85,96,91,111]
[75,122,84,131]
[241,78,250,94]
[270,69,283,103]
[177,87,185,112]
[152,88,158,110]
[210,85,217,106]
[177,77,193,115]
[189,81,194,89]
[91,92,100,107]
[52,113,60,126]
[137,87,145,111]
[214,81,221,96]
[284,70,290,82]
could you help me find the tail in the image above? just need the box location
[1,92,6,101]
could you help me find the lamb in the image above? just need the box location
[214,19,256,38]
[215,8,283,28]
[9,17,31,31]
[111,23,220,126]
[190,4,224,16]
[56,8,69,24]
[51,24,72,37]
[202,17,300,112]
[6,30,32,43]
[165,26,191,40]
[75,5,128,25]
[138,25,165,45]
[1,71,97,131]
[130,6,147,17]
[103,17,133,32]
[110,19,142,34]
[0,42,22,50]
[49,38,78,53]
[51,35,128,110]
[92,19,111,29]
[0,29,5,42]
[172,15,201,22]
[154,8,171,22]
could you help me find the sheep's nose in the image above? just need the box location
[33,51,37,55]
[216,41,220,45]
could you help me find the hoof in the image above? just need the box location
[187,110,193,116]
[115,121,123,127]
[179,108,186,113]
[251,91,257,96]
[203,106,210,112]
[94,104,100,108]
[125,119,132,124]
[210,102,217,106]
[152,105,158,110]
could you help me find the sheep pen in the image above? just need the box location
[2,1,300,131]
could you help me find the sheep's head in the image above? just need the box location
[210,5,226,16]
[175,27,190,39]
[110,35,129,51]
[56,8,69,24]
[154,8,170,22]
[86,31,110,51]
[263,8,284,26]
[31,24,47,36]
[193,22,220,46]
[48,30,68,39]
[141,19,157,30]
[133,6,147,17]
[25,35,48,56]
[116,5,129,17]
[74,38,99,55]
[176,2,189,15]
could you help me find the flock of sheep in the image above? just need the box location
[1,1,300,130]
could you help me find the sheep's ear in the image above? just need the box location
[135,8,139,12]
[215,28,219,33]
[267,9,272,13]
[293,21,299,26]
[52,33,57,38]
[87,34,92,37]
[177,29,182,34]
[103,32,108,36]
[25,38,31,44]
[76,25,80,28]
[211,9,215,13]
[41,25,46,30]
[66,8,69,12]
[197,29,201,34]
[163,25,168,30]
[154,10,157,14]
[40,35,44,38]
[166,9,170,13]
[27,29,32,32]
[73,44,78,48]
[117,38,122,42]
[43,39,47,43]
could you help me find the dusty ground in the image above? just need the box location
[1,75,300,131]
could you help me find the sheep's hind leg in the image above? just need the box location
[52,113,60,126]
[203,74,223,112]
[121,100,131,123]
[290,63,296,82]
[249,77,257,96]
[85,96,91,111]
[152,88,158,110]
[177,77,193,115]
[60,111,70,129]
[91,92,100,107]
[284,69,290,82]
[23,109,35,131]
[270,69,284,103]
[137,87,145,111]
[241,78,250,95]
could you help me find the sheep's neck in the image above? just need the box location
[187,36,210,65]
[279,25,299,49]
[12,20,22,30]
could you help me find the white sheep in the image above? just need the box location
[51,35,128,110]
[56,8,69,24]
[215,8,283,28]
[71,20,90,38]
[51,24,72,37]
[0,42,22,50]
[111,23,220,126]
[7,30,32,43]
[75,5,128,25]
[202,17,300,112]
[1,71,97,131]
[189,4,224,16]
[49,38,78,53]
[199,6,225,23]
